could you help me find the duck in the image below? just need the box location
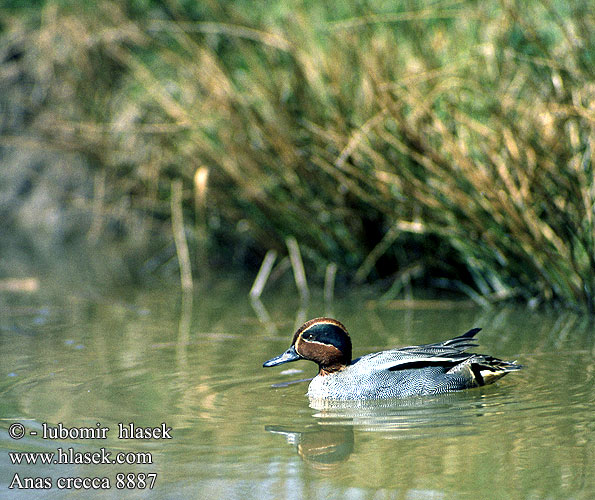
[263,317,522,400]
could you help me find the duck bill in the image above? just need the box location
[263,345,300,367]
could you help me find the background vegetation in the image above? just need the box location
[1,0,593,310]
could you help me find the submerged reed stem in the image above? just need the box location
[286,237,310,303]
[250,250,277,299]
[171,180,193,292]
[324,262,338,305]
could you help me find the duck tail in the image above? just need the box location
[468,356,523,386]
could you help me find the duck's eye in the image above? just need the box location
[303,333,314,340]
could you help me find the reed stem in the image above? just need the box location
[171,180,193,292]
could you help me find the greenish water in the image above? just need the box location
[1,280,593,499]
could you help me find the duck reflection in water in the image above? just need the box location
[265,389,508,475]
[266,425,354,471]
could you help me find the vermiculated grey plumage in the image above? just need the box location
[306,329,521,400]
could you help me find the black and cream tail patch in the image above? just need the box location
[449,356,522,387]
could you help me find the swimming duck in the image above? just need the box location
[263,317,522,400]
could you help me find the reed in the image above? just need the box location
[1,0,593,309]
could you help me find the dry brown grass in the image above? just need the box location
[1,0,593,309]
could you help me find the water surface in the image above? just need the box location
[1,280,593,499]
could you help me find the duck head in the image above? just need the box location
[263,317,352,374]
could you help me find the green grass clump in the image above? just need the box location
[1,0,594,309]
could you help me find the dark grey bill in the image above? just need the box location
[263,345,300,367]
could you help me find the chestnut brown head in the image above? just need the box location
[263,318,352,374]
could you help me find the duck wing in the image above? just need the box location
[397,327,481,356]
[361,328,482,372]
